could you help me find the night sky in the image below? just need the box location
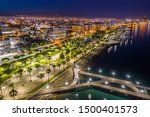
[0,0,149,18]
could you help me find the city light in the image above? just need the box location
[105,81,109,85]
[65,82,69,86]
[98,69,103,73]
[111,71,116,76]
[87,67,91,71]
[46,85,49,89]
[0,12,149,101]
[121,85,126,89]
[126,74,131,79]
[136,81,140,85]
[89,78,92,82]
[141,89,144,93]
[75,93,79,97]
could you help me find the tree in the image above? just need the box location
[18,69,24,86]
[46,55,51,69]
[46,69,51,82]
[92,30,105,41]
[13,55,21,60]
[35,64,40,75]
[9,83,17,100]
[2,58,9,63]
[57,63,61,71]
[62,61,66,68]
[52,65,56,72]
[37,73,45,84]
[27,67,32,82]
[66,57,70,65]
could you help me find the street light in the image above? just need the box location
[75,93,79,97]
[89,78,92,82]
[105,81,109,85]
[87,67,91,71]
[136,81,140,85]
[141,89,144,93]
[121,85,126,89]
[126,74,131,79]
[111,71,116,77]
[98,69,103,73]
[65,82,69,86]
[46,85,49,89]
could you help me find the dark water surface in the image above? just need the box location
[59,23,150,100]
[90,23,150,87]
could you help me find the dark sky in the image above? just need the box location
[0,0,149,18]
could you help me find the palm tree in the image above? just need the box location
[18,69,24,86]
[52,65,56,73]
[37,73,45,84]
[27,67,32,82]
[66,57,70,65]
[35,64,40,75]
[57,63,61,71]
[62,61,66,68]
[46,69,51,82]
[46,55,51,69]
[9,83,17,100]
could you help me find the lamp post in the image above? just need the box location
[111,71,116,78]
[99,69,103,73]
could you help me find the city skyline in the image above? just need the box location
[0,0,149,18]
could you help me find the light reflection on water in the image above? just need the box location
[59,23,150,100]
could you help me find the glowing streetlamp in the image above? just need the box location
[75,93,79,97]
[65,82,69,86]
[121,85,125,89]
[99,69,103,73]
[89,78,92,82]
[136,81,140,85]
[126,74,131,79]
[105,81,109,85]
[87,67,91,71]
[141,89,144,93]
[111,71,116,77]
[46,85,49,89]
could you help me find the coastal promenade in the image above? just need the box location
[33,70,150,100]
